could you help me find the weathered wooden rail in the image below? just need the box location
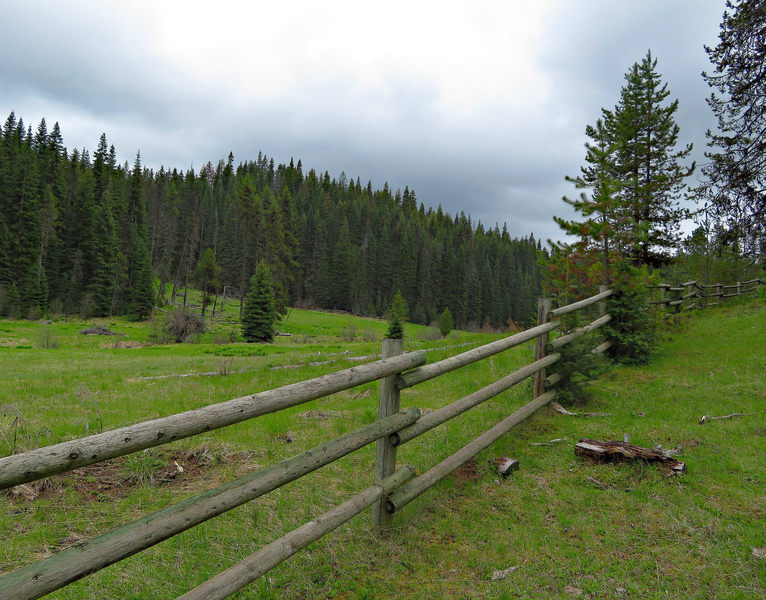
[0,289,614,600]
[652,278,764,312]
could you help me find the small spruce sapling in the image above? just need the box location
[604,262,658,364]
[438,307,453,337]
[552,313,609,404]
[242,261,277,343]
[386,291,408,340]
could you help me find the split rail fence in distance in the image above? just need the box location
[652,277,764,312]
[0,289,614,600]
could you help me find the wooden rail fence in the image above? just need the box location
[652,277,764,312]
[1,288,616,600]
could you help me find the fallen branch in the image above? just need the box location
[136,370,248,380]
[491,566,519,581]
[530,437,567,446]
[585,475,607,489]
[551,402,611,417]
[698,412,756,425]
[575,438,685,474]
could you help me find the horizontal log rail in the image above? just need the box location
[546,314,611,352]
[386,390,558,514]
[544,372,562,389]
[177,467,416,600]
[592,339,612,354]
[545,338,611,389]
[392,353,561,446]
[0,410,420,600]
[547,289,612,319]
[0,350,427,490]
[397,321,561,389]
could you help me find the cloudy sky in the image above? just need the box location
[1,0,726,243]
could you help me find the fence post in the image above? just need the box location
[372,338,403,527]
[657,284,668,312]
[598,284,608,317]
[533,298,552,398]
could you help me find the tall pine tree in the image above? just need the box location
[702,0,765,259]
[555,52,695,276]
[123,153,154,319]
[608,51,694,266]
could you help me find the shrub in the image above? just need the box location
[604,263,658,365]
[150,308,206,344]
[339,323,357,342]
[438,307,454,337]
[552,314,609,404]
[419,324,442,341]
[35,325,59,349]
[165,308,206,343]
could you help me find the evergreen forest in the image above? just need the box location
[0,113,544,328]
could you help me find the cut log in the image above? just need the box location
[490,457,519,477]
[575,439,685,473]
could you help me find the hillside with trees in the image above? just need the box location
[0,117,543,328]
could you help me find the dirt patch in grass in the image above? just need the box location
[452,458,481,485]
[4,446,254,503]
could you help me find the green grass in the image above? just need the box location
[1,301,764,599]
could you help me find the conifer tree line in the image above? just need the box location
[0,113,544,327]
[0,116,154,320]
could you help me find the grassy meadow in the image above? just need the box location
[0,297,764,599]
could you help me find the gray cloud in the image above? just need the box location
[0,0,726,245]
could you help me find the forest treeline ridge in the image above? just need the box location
[0,111,544,328]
